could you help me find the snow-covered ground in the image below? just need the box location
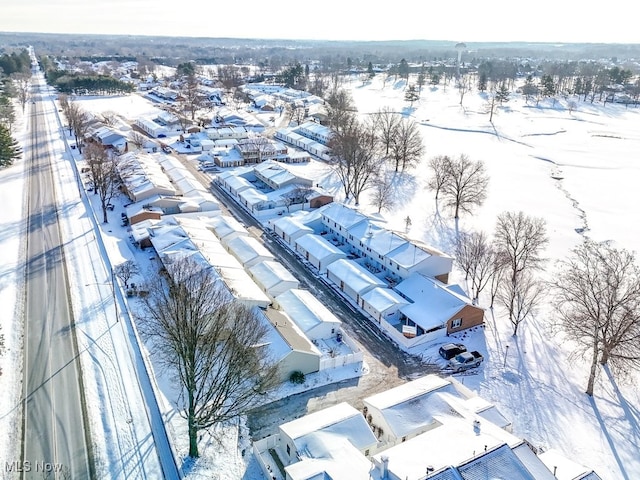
[2,70,639,479]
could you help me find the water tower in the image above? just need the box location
[455,42,466,77]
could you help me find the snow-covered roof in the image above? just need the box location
[275,289,341,334]
[361,287,409,313]
[366,375,451,411]
[119,151,177,201]
[265,308,320,355]
[238,187,269,207]
[248,260,299,292]
[386,240,449,269]
[206,214,248,241]
[215,265,271,307]
[255,308,294,364]
[349,221,408,257]
[254,160,309,187]
[226,235,274,266]
[280,402,374,448]
[538,449,602,480]
[223,175,254,193]
[396,274,475,331]
[272,215,314,237]
[295,233,346,260]
[285,434,372,480]
[319,203,368,230]
[326,259,386,294]
[371,415,523,480]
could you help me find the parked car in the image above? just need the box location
[449,351,484,372]
[438,343,467,360]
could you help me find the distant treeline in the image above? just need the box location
[76,55,137,63]
[46,70,135,95]
[0,49,31,76]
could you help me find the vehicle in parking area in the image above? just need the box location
[438,343,467,360]
[448,351,484,372]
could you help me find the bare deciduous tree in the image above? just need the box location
[441,154,489,229]
[457,74,472,106]
[113,260,139,289]
[426,154,452,203]
[10,72,30,112]
[551,240,640,396]
[372,107,400,156]
[282,184,314,212]
[498,271,543,335]
[66,101,91,153]
[326,88,356,134]
[494,211,548,286]
[388,117,424,172]
[137,257,280,458]
[83,143,119,223]
[456,230,499,304]
[129,131,147,150]
[286,102,306,126]
[328,116,382,205]
[100,110,118,126]
[370,171,396,213]
[180,73,206,121]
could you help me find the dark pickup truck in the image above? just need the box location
[438,343,467,360]
[448,351,484,372]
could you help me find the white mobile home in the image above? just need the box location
[326,258,386,305]
[294,233,346,273]
[248,260,300,298]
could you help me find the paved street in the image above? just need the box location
[22,75,93,479]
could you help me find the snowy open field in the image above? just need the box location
[2,70,639,479]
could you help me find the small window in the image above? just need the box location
[287,444,290,456]
[452,318,462,328]
[365,449,370,457]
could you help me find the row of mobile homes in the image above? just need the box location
[135,117,168,138]
[118,151,177,202]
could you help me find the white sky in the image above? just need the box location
[3,0,640,44]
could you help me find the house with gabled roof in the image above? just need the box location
[225,235,275,268]
[326,258,387,305]
[264,308,321,381]
[360,286,410,324]
[272,215,315,245]
[394,273,484,345]
[274,289,341,341]
[249,260,300,299]
[118,151,178,202]
[254,160,313,190]
[206,214,248,243]
[278,403,378,479]
[319,202,368,237]
[364,375,510,447]
[294,233,346,273]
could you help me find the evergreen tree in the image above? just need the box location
[367,62,375,78]
[0,123,21,167]
[477,72,488,92]
[404,84,420,107]
[540,75,556,98]
[495,83,510,104]
[398,59,410,81]
[522,75,538,102]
